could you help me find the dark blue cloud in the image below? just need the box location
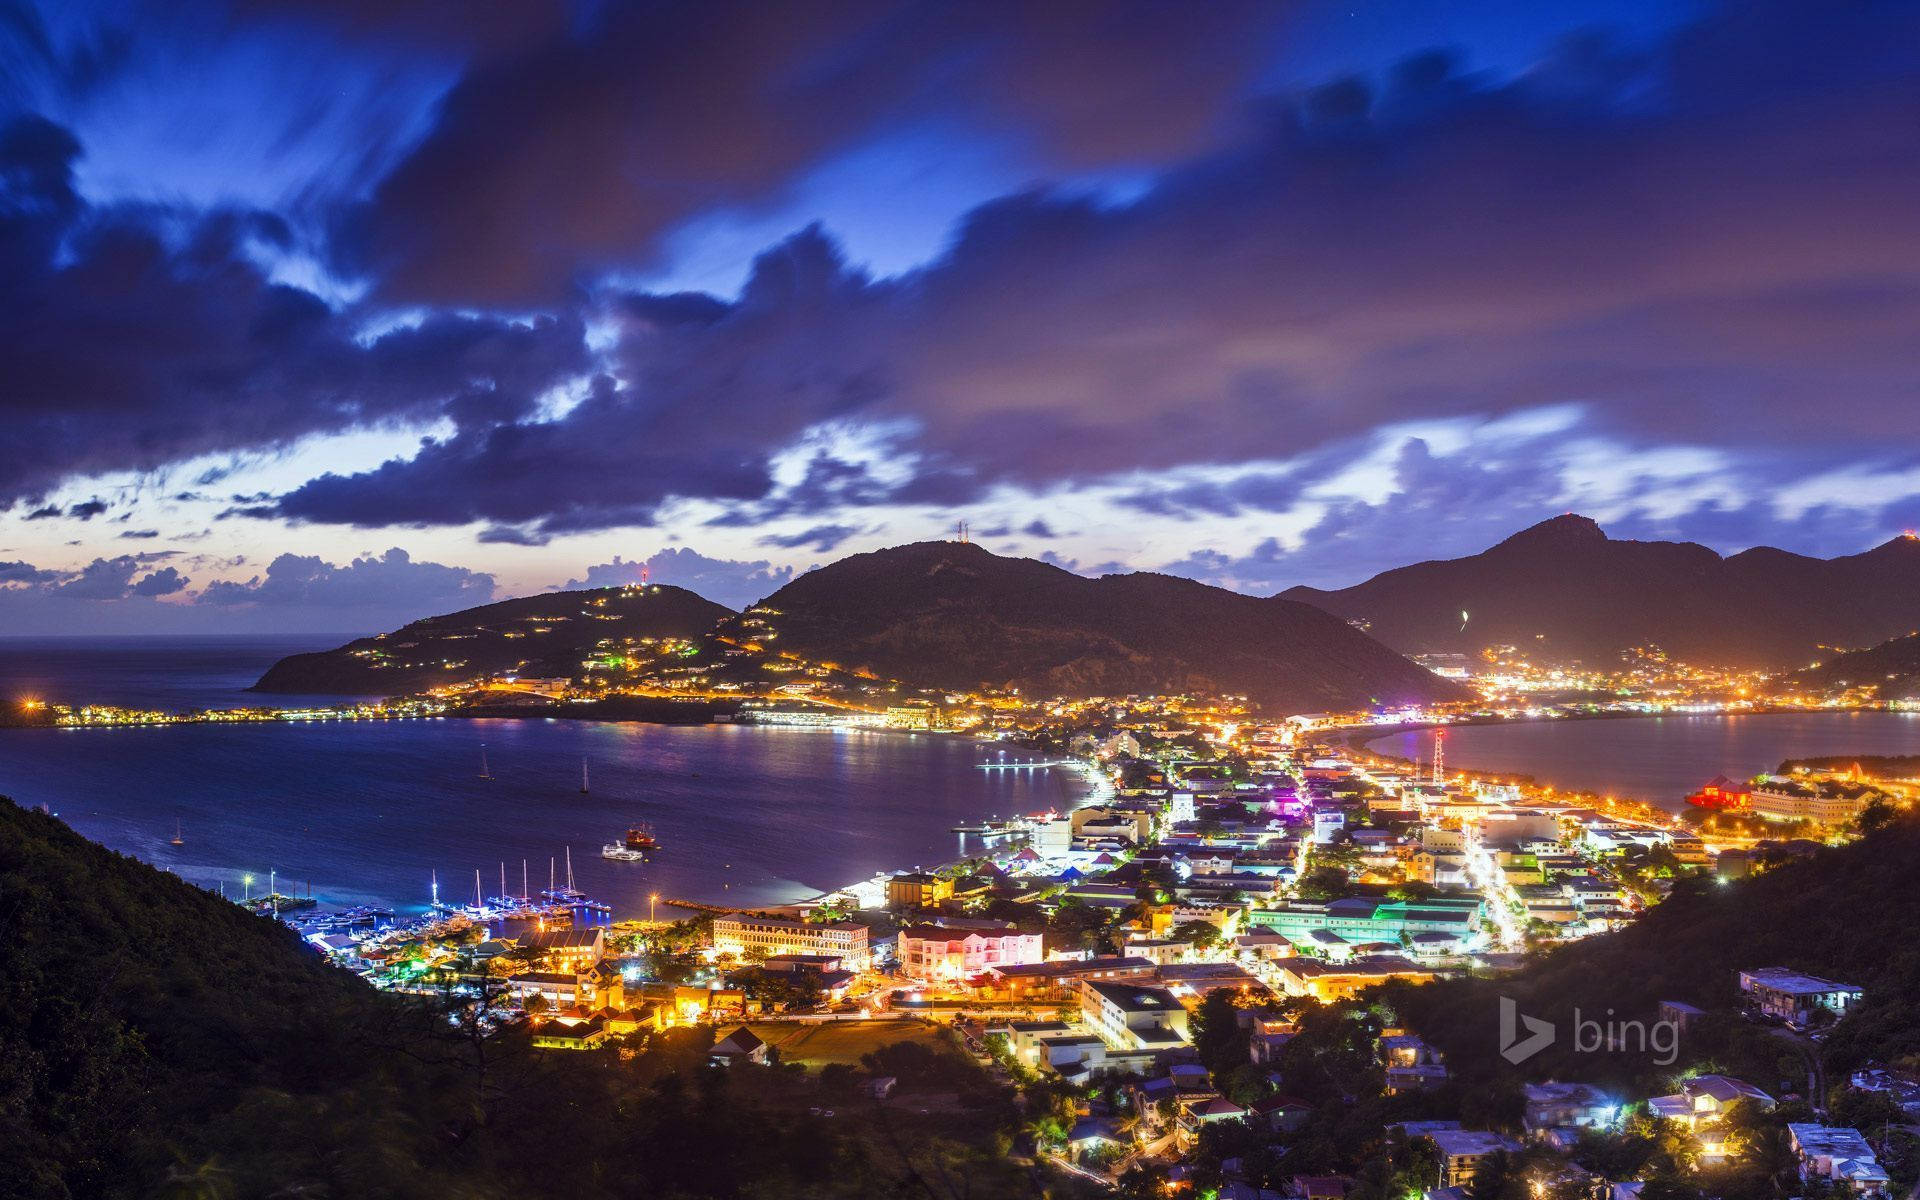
[324,0,1291,305]
[759,524,861,554]
[0,113,591,506]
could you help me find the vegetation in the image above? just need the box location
[0,798,1069,1199]
[1376,816,1920,1093]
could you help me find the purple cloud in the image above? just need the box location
[263,0,1920,542]
[562,547,793,610]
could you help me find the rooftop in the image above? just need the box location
[1083,979,1184,1013]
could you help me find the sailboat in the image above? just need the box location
[580,757,590,795]
[478,743,492,780]
[541,847,587,904]
[169,819,185,846]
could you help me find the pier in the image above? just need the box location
[659,897,745,915]
[975,759,1072,771]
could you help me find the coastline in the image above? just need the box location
[1355,707,1919,811]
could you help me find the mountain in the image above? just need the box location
[1790,631,1920,701]
[1281,515,1920,667]
[721,541,1468,712]
[253,584,732,694]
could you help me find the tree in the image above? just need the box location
[1190,989,1253,1079]
[1171,919,1224,950]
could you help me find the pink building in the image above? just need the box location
[898,925,1045,981]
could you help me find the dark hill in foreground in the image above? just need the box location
[0,798,1038,1199]
[252,584,732,695]
[1283,515,1920,668]
[728,541,1468,712]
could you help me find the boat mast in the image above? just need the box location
[431,869,439,908]
[479,743,491,780]
[581,757,590,794]
[499,862,507,902]
[565,846,575,892]
[522,858,529,900]
[474,869,483,909]
[548,856,556,894]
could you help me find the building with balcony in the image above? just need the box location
[713,914,872,971]
[1739,968,1863,1027]
[897,924,1044,982]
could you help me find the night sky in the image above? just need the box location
[3,0,1916,634]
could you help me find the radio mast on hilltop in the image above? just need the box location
[955,520,970,543]
[1431,730,1445,785]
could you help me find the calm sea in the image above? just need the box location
[0,634,362,710]
[1369,711,1920,809]
[0,638,1079,913]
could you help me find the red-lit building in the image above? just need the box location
[1686,775,1751,812]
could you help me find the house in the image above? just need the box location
[1648,1075,1773,1161]
[1428,1130,1524,1188]
[529,1014,608,1050]
[898,924,1044,981]
[709,1026,770,1067]
[1647,1075,1773,1125]
[1522,1081,1617,1134]
[1250,1017,1298,1065]
[1066,1117,1125,1162]
[1657,1000,1706,1032]
[1275,956,1437,1002]
[1177,1096,1249,1146]
[1850,1066,1920,1118]
[1004,1021,1108,1077]
[986,955,1155,1001]
[507,971,594,1010]
[1787,1124,1890,1194]
[1249,1094,1314,1133]
[1078,979,1190,1058]
[518,926,607,971]
[1294,1176,1354,1200]
[1379,1029,1449,1093]
[888,871,954,910]
[1739,968,1864,1027]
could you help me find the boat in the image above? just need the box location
[602,842,646,861]
[624,824,659,851]
[169,819,185,846]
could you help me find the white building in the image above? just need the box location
[713,914,872,971]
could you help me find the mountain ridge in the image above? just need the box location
[252,584,733,694]
[1282,515,1920,667]
[717,539,1468,711]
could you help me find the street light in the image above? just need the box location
[650,892,659,924]
[242,873,254,903]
